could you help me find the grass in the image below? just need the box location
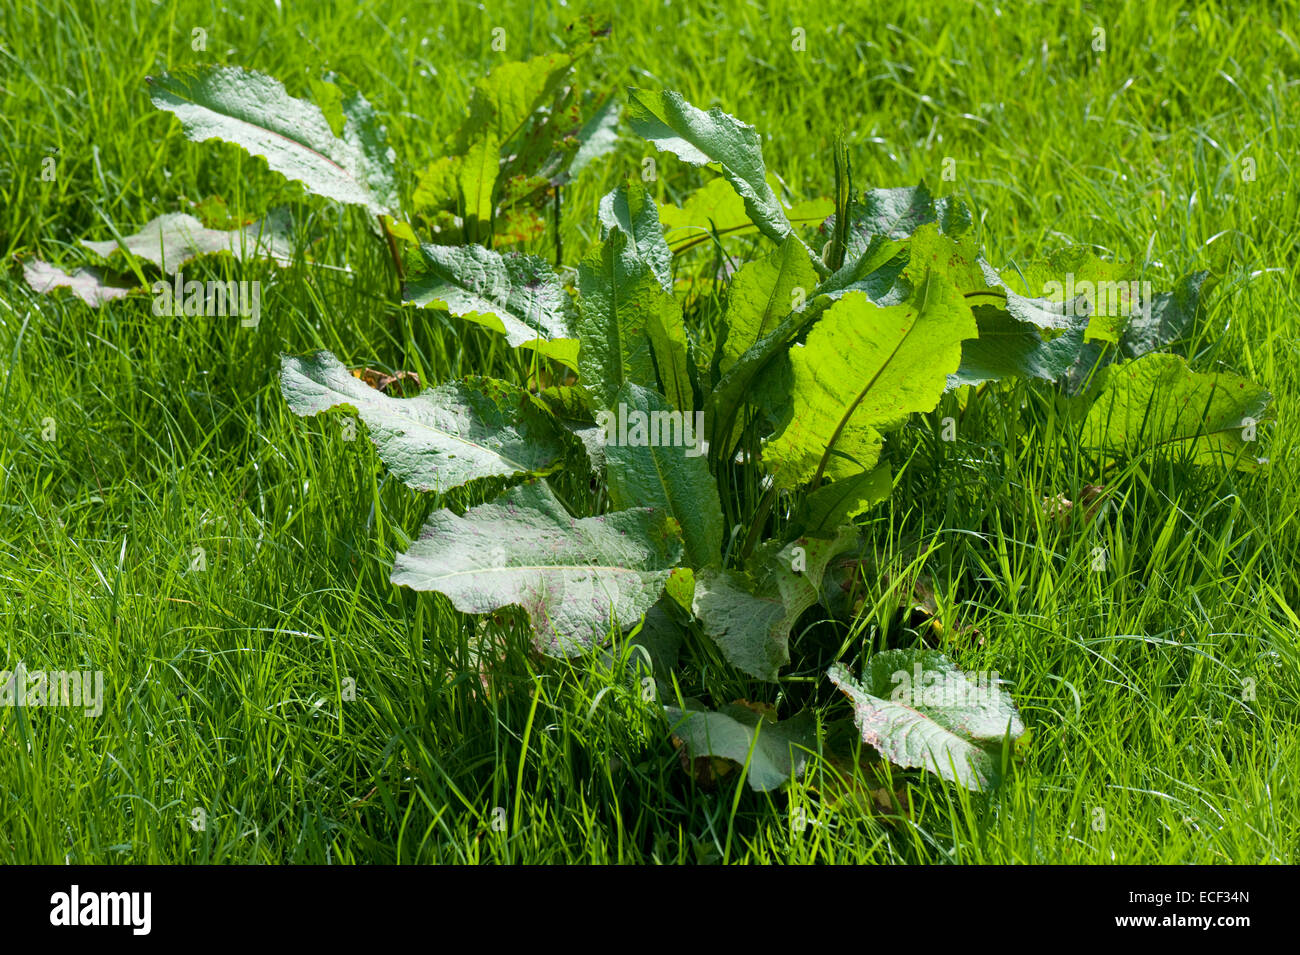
[1,0,1297,863]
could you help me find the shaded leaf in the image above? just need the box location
[794,464,892,535]
[692,528,856,681]
[81,211,294,272]
[827,184,971,254]
[948,304,1096,389]
[621,601,685,683]
[705,298,824,460]
[1120,271,1213,359]
[148,66,399,216]
[816,231,908,306]
[603,382,722,569]
[665,701,816,792]
[568,96,621,177]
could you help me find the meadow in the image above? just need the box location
[1,0,1297,863]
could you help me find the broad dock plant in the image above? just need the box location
[30,45,1271,797]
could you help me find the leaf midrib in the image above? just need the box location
[810,274,933,489]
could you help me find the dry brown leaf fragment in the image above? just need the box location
[350,367,422,395]
[729,699,778,723]
[22,259,134,307]
[671,735,735,788]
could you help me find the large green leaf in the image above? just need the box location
[665,702,816,792]
[148,66,399,216]
[720,235,819,373]
[390,482,683,656]
[457,133,499,245]
[626,89,797,249]
[597,181,673,292]
[763,270,977,489]
[692,529,856,681]
[405,244,579,368]
[577,229,691,411]
[828,650,1024,791]
[1083,352,1271,470]
[81,211,293,273]
[602,383,722,569]
[280,351,568,492]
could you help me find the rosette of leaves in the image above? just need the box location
[282,88,1270,794]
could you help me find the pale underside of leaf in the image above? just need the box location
[22,260,133,307]
[828,655,1023,791]
[391,482,683,656]
[576,229,690,410]
[81,211,294,272]
[598,180,673,292]
[280,350,568,492]
[148,66,399,216]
